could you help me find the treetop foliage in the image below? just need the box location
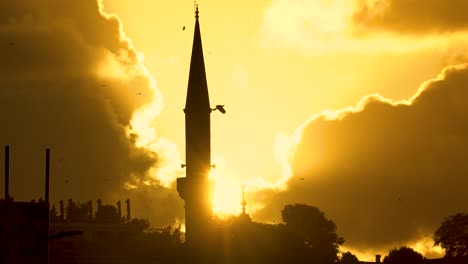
[434,213,468,258]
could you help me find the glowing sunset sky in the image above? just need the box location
[1,0,468,260]
[102,0,468,258]
[103,0,465,211]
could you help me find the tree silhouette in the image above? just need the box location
[434,213,468,257]
[281,204,344,263]
[383,246,424,264]
[339,251,360,264]
[66,199,90,223]
[95,205,120,224]
[49,205,62,223]
[128,218,150,231]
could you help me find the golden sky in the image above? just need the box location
[101,0,468,258]
[102,0,462,211]
[2,0,468,260]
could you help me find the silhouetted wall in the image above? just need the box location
[0,200,49,264]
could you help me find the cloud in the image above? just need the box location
[261,0,356,52]
[0,0,183,227]
[261,0,468,53]
[352,0,468,35]
[252,63,468,252]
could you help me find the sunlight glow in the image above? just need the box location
[339,245,384,263]
[129,60,163,148]
[274,132,303,188]
[127,44,184,188]
[212,176,242,215]
[410,237,445,259]
[210,155,243,215]
[340,236,446,261]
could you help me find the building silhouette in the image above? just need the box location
[177,6,214,246]
[0,146,49,264]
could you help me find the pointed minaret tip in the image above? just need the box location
[185,1,210,112]
[195,4,199,19]
[241,184,247,215]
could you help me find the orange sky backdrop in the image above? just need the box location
[100,1,468,259]
[102,0,460,213]
[1,0,468,261]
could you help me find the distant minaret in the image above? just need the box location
[239,185,251,222]
[241,185,247,215]
[177,5,214,245]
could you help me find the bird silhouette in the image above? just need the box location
[136,92,142,95]
[182,26,186,31]
[9,42,14,45]
[213,105,226,114]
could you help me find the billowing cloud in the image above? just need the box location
[262,0,468,53]
[261,0,357,52]
[352,0,468,35]
[0,0,183,226]
[252,64,468,254]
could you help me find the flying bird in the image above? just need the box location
[136,92,142,95]
[9,42,14,45]
[182,26,186,31]
[213,105,226,114]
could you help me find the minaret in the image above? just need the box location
[177,6,213,245]
[241,185,247,215]
[239,185,251,222]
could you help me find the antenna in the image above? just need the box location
[194,1,199,18]
[45,148,50,204]
[4,145,9,201]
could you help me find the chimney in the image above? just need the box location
[59,200,64,221]
[376,255,381,263]
[45,148,50,204]
[117,200,122,220]
[4,145,9,201]
[88,200,93,219]
[125,199,131,221]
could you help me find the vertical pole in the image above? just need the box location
[45,148,50,203]
[45,148,50,264]
[4,145,9,201]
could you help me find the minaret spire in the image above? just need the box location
[239,184,251,222]
[185,4,210,114]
